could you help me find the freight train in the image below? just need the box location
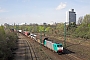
[18,30,63,54]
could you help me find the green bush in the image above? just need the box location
[0,26,18,60]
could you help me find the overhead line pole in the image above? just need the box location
[64,22,66,48]
[40,30,42,50]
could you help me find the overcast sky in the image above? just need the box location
[0,0,90,25]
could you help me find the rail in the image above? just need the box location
[24,39,38,60]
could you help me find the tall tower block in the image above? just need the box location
[66,9,76,24]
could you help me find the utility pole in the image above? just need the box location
[64,22,66,48]
[40,30,42,50]
[44,25,45,36]
[43,23,46,36]
[17,23,19,36]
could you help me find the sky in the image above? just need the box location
[0,0,90,25]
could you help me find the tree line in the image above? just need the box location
[7,14,90,40]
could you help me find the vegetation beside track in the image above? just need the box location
[0,26,18,60]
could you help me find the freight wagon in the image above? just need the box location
[24,31,30,36]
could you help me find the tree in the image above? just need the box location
[78,16,83,25]
[56,23,64,36]
[0,26,18,60]
[45,27,51,32]
[38,26,44,32]
[83,14,90,25]
[74,14,90,39]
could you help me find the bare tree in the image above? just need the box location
[78,16,83,25]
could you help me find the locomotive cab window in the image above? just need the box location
[57,45,62,47]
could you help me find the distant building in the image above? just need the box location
[66,9,76,24]
[43,23,47,25]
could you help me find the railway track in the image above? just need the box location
[15,33,84,60]
[15,33,39,60]
[24,39,39,60]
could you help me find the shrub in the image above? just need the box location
[0,26,18,60]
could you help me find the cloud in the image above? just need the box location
[0,7,8,13]
[0,9,8,13]
[56,2,66,10]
